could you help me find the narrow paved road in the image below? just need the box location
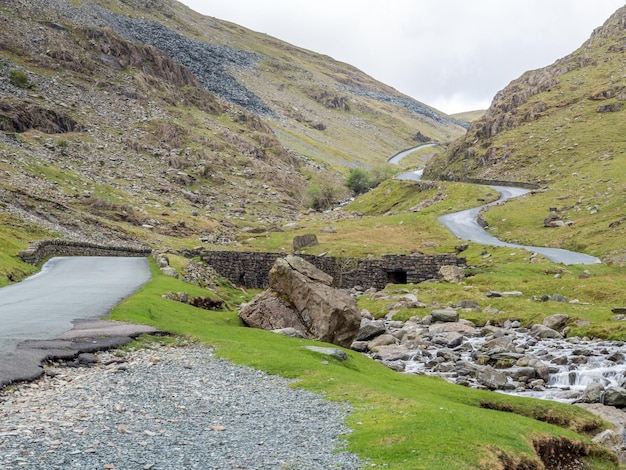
[438,186,601,265]
[0,256,151,355]
[388,148,601,265]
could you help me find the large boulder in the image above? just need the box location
[602,386,626,408]
[238,255,361,348]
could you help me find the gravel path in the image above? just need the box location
[0,343,364,469]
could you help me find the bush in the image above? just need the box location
[346,168,371,194]
[346,165,397,195]
[305,179,343,211]
[8,69,32,89]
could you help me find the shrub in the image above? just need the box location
[8,69,32,89]
[346,165,397,195]
[346,168,371,194]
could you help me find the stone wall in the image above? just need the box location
[199,250,464,290]
[18,240,151,265]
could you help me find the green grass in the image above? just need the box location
[0,212,53,286]
[110,260,618,469]
[245,179,500,256]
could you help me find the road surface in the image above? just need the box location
[0,256,152,355]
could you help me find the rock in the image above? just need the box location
[430,309,459,323]
[544,212,563,227]
[438,265,465,284]
[360,309,374,320]
[303,346,348,362]
[292,234,319,250]
[355,320,387,341]
[262,256,361,347]
[542,313,570,331]
[480,336,515,356]
[272,327,305,339]
[592,429,622,448]
[273,255,334,286]
[371,344,411,362]
[530,324,562,339]
[428,322,476,336]
[160,266,178,278]
[239,256,361,347]
[597,103,623,113]
[578,383,605,404]
[320,226,337,234]
[367,334,397,351]
[456,300,480,311]
[350,341,369,352]
[602,386,626,408]
[612,307,626,314]
[505,367,537,382]
[477,366,508,390]
[239,290,308,335]
[155,253,170,268]
[443,332,465,349]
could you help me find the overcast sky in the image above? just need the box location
[178,1,624,114]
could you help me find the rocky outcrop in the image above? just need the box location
[239,255,361,348]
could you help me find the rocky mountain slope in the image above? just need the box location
[0,0,465,251]
[424,5,626,263]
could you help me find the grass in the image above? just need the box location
[244,179,500,256]
[0,211,53,286]
[110,259,618,469]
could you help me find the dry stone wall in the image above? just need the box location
[199,250,464,290]
[18,240,151,265]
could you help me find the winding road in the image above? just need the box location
[390,147,601,265]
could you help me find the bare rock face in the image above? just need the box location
[238,255,361,348]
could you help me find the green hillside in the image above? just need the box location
[424,6,626,263]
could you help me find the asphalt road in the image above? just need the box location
[438,186,601,265]
[0,256,152,355]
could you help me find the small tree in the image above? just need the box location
[346,168,371,195]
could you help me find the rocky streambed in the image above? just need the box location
[350,291,626,407]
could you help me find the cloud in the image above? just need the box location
[181,0,624,113]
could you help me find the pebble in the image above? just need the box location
[0,344,363,469]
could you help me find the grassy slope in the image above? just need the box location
[92,0,466,170]
[424,11,626,263]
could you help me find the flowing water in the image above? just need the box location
[400,324,626,403]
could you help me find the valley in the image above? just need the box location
[0,0,625,468]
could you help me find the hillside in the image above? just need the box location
[424,5,626,263]
[0,0,465,260]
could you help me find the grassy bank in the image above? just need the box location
[111,261,618,469]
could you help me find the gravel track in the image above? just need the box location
[0,343,364,469]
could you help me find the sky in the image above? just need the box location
[178,1,625,114]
